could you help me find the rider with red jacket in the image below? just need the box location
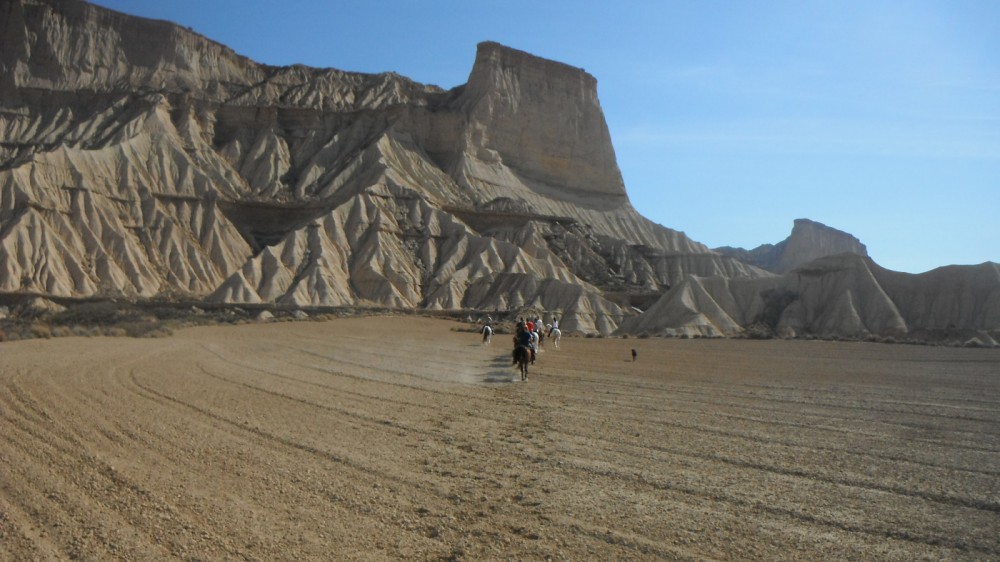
[512,322,535,364]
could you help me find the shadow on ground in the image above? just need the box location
[483,355,521,384]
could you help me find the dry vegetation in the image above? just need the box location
[1,316,998,560]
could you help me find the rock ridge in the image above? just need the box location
[715,218,868,274]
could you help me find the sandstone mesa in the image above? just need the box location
[0,0,997,343]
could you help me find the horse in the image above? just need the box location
[481,325,493,345]
[530,331,539,361]
[549,327,561,348]
[513,345,531,381]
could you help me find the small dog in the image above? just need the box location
[631,348,637,362]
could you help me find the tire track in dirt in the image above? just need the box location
[118,366,508,559]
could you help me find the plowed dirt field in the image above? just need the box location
[1,316,998,560]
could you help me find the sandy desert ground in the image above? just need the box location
[1,315,998,561]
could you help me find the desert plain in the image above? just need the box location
[1,315,998,561]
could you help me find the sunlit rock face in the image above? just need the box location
[617,254,1000,346]
[2,0,996,341]
[715,219,869,274]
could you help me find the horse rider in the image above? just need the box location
[512,321,535,364]
[548,315,559,336]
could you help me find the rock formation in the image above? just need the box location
[715,218,868,273]
[618,254,1000,345]
[1,0,997,342]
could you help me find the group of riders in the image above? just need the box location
[482,314,559,366]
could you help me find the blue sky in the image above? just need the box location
[90,1,999,273]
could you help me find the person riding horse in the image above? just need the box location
[512,322,535,364]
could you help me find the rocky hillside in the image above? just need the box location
[618,254,1000,346]
[1,0,996,342]
[715,219,868,273]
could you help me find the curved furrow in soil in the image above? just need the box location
[0,373,242,559]
[701,378,1000,410]
[195,330,992,500]
[533,391,1000,511]
[120,357,603,560]
[124,371,506,558]
[275,331,503,384]
[201,340,513,406]
[539,380,1000,453]
[289,336,1000,449]
[548,390,1000,469]
[0,430,178,560]
[123,358,687,559]
[145,342,916,556]
[517,434,998,557]
[2,346,460,559]
[174,357,767,560]
[3,320,997,561]
[534,375,1000,452]
[537,366,1000,429]
[186,340,1000,552]
[286,334,526,388]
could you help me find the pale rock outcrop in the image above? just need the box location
[458,41,624,199]
[716,219,868,273]
[779,255,907,338]
[617,276,743,338]
[619,254,999,344]
[1,91,253,298]
[3,0,745,334]
[871,261,1000,333]
[208,178,622,333]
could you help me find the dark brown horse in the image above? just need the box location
[513,345,531,381]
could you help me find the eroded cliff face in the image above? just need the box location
[2,0,995,340]
[617,254,999,345]
[2,0,729,333]
[458,42,624,200]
